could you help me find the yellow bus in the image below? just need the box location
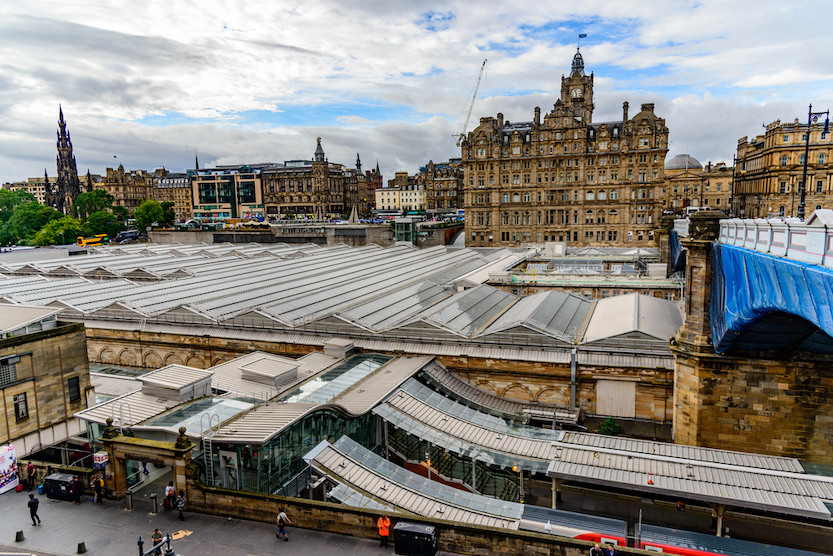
[76,234,109,247]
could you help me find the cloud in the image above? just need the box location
[1,0,833,183]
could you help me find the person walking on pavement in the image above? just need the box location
[377,515,391,547]
[151,528,163,556]
[276,508,292,541]
[93,474,104,505]
[28,493,41,526]
[71,476,82,505]
[175,490,186,521]
[164,481,175,510]
[26,461,36,491]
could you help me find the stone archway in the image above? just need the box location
[118,349,138,367]
[536,387,569,406]
[501,384,532,402]
[185,355,205,369]
[100,347,117,364]
[143,351,163,368]
[99,419,193,501]
[87,345,100,363]
[164,353,183,366]
[473,380,497,393]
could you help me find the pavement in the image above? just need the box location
[0,485,398,556]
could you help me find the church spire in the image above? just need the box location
[195,153,200,171]
[356,153,361,171]
[314,137,325,162]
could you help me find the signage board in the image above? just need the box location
[93,451,109,469]
[0,444,19,494]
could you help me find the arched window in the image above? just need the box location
[815,204,822,212]
[586,191,595,201]
[502,193,509,202]
[523,192,531,202]
[598,190,607,200]
[779,205,786,216]
[597,210,606,224]
[781,155,788,166]
[512,193,520,202]
[502,212,509,225]
[513,211,520,225]
[609,209,618,224]
[820,154,826,164]
[585,210,594,224]
[610,189,619,200]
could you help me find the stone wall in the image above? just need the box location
[85,327,673,423]
[0,323,90,444]
[184,478,651,556]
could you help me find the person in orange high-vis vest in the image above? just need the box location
[377,515,391,548]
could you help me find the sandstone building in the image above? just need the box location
[663,155,733,213]
[461,49,669,247]
[153,172,192,222]
[0,306,91,454]
[420,159,464,216]
[735,118,832,218]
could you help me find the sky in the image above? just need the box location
[1,0,832,184]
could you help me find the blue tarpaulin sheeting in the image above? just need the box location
[710,243,833,354]
[669,230,686,273]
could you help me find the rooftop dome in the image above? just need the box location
[665,154,702,170]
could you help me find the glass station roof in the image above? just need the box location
[278,353,392,404]
[147,398,253,431]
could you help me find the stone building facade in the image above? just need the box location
[375,172,425,213]
[735,118,833,218]
[0,319,91,451]
[192,165,265,221]
[663,155,733,213]
[97,165,155,212]
[420,159,464,216]
[260,139,365,220]
[462,49,669,248]
[153,172,193,222]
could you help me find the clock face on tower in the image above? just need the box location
[571,87,582,99]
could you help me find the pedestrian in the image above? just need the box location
[241,446,251,470]
[164,481,175,511]
[175,490,186,521]
[605,544,619,556]
[71,476,82,505]
[590,543,604,556]
[377,514,391,547]
[28,493,41,526]
[276,508,292,541]
[26,461,36,491]
[142,462,150,475]
[151,528,163,556]
[94,474,104,505]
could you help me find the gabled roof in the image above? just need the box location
[581,293,683,343]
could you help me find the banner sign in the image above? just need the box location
[0,444,19,495]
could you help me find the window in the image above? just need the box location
[817,180,824,193]
[800,154,806,165]
[779,205,786,216]
[502,193,509,202]
[819,154,826,164]
[586,191,595,201]
[781,155,788,166]
[68,376,81,403]
[779,182,786,194]
[14,393,28,420]
[784,135,789,142]
[816,204,822,211]
[0,356,18,386]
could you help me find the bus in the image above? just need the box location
[76,234,108,247]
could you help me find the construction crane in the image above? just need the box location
[453,59,487,146]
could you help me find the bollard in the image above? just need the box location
[150,492,158,514]
[15,530,24,542]
[77,541,87,554]
[126,489,134,510]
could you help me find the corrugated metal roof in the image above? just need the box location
[582,293,683,343]
[334,356,434,415]
[548,442,833,520]
[308,437,521,529]
[138,364,213,389]
[75,390,181,426]
[0,304,62,334]
[212,402,320,444]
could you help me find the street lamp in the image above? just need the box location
[798,104,830,220]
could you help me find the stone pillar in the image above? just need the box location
[657,214,675,276]
[671,211,725,446]
[173,427,194,499]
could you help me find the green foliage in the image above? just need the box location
[73,189,114,219]
[597,417,622,436]
[0,189,36,223]
[34,216,83,246]
[160,201,176,227]
[133,199,164,232]
[0,203,62,245]
[112,205,128,222]
[82,210,125,238]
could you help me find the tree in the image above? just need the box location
[0,203,61,245]
[133,200,164,232]
[160,202,176,227]
[73,189,114,219]
[0,189,36,223]
[34,216,83,246]
[112,205,128,222]
[82,210,125,238]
